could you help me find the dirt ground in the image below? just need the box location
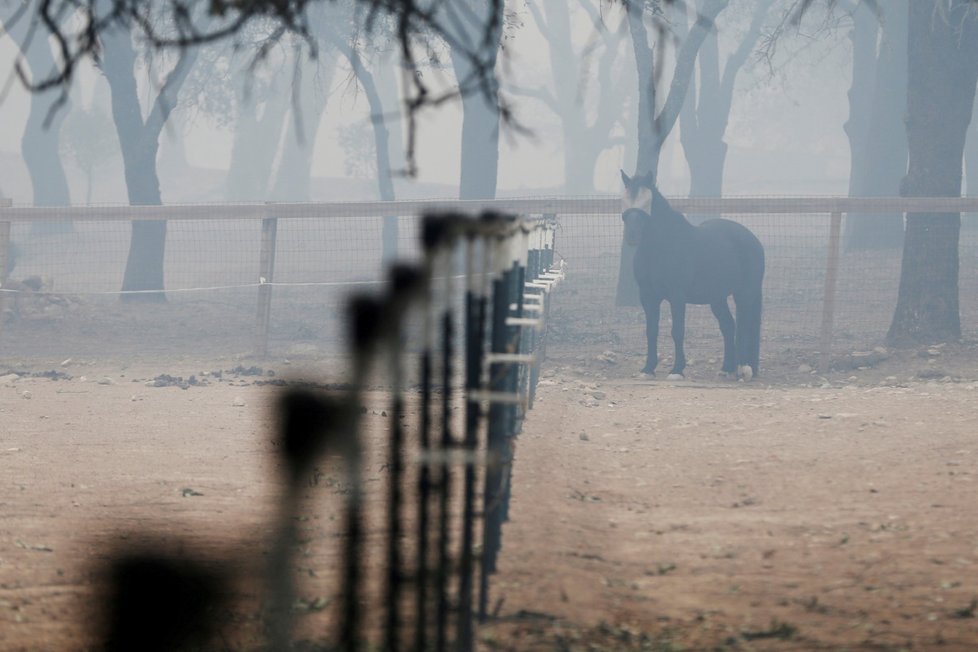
[2,352,978,651]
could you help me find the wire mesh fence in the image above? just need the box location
[3,197,978,370]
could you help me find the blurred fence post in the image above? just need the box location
[818,212,843,373]
[382,215,399,262]
[255,214,278,358]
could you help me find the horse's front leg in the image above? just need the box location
[640,290,661,376]
[668,299,687,379]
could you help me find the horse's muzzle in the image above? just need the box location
[622,208,648,246]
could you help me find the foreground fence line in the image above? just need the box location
[87,212,562,651]
[3,196,977,365]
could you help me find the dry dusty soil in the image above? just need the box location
[2,356,978,651]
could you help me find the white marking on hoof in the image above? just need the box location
[667,373,684,381]
[737,365,753,382]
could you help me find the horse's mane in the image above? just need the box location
[649,187,691,229]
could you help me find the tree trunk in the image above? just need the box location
[843,3,878,204]
[531,0,623,194]
[225,86,290,201]
[269,49,337,202]
[964,93,978,225]
[844,0,908,251]
[679,0,771,208]
[10,6,72,233]
[374,59,407,174]
[345,49,399,258]
[887,0,978,345]
[440,0,502,201]
[626,2,660,181]
[453,66,500,200]
[101,27,197,301]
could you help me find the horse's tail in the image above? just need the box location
[736,242,765,376]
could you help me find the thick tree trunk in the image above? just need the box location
[887,0,978,345]
[626,2,660,181]
[101,27,197,301]
[844,0,908,251]
[439,0,502,201]
[452,60,500,200]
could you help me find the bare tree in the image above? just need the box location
[678,0,775,202]
[98,16,200,300]
[519,0,629,193]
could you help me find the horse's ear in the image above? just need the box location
[620,169,631,187]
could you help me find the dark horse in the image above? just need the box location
[621,171,765,381]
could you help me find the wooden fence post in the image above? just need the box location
[255,215,278,358]
[0,199,11,339]
[818,212,843,373]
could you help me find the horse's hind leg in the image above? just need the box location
[667,300,686,379]
[710,299,736,376]
[734,291,761,381]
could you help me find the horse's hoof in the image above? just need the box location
[737,365,754,382]
[639,372,656,379]
[667,373,684,381]
[717,371,735,380]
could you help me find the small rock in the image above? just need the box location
[97,377,114,386]
[79,376,88,383]
[0,373,20,385]
[232,397,246,407]
[591,391,607,400]
[797,364,812,373]
[21,390,32,400]
[595,350,618,364]
[579,433,589,441]
[60,358,72,367]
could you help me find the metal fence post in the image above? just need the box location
[255,214,278,358]
[818,212,843,373]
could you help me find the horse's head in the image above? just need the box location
[620,170,654,245]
